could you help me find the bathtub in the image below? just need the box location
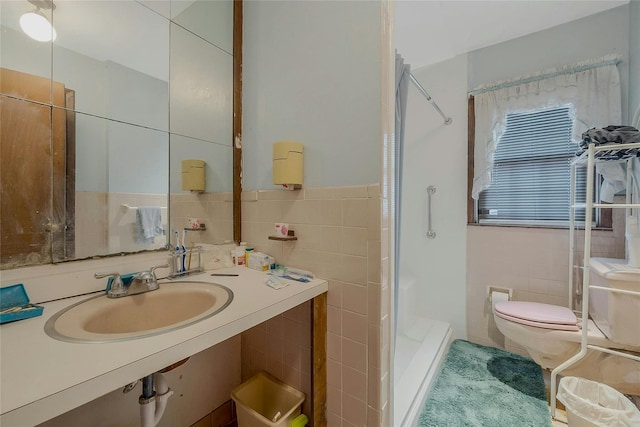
[393,316,452,427]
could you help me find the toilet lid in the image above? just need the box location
[495,310,580,331]
[494,301,578,327]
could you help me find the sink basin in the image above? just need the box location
[44,281,233,343]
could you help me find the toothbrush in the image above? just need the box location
[181,230,187,272]
[174,230,182,272]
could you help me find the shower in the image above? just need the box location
[392,52,453,426]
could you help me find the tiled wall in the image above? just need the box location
[75,190,233,263]
[241,303,313,417]
[107,192,168,253]
[74,191,108,258]
[466,201,626,355]
[239,184,388,426]
[74,191,168,258]
[170,192,234,245]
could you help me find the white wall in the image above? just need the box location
[467,4,630,122]
[242,0,382,190]
[399,55,468,339]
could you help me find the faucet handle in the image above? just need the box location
[135,264,170,291]
[95,272,126,297]
[149,264,170,278]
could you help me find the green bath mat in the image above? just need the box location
[419,339,551,427]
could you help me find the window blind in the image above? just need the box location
[478,106,587,224]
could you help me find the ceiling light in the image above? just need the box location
[20,0,56,42]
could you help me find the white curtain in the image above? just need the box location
[471,55,622,200]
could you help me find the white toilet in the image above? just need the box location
[493,258,640,396]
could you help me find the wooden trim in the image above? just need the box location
[51,81,67,262]
[65,89,76,260]
[311,293,327,427]
[232,0,243,243]
[467,95,476,225]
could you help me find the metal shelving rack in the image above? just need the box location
[551,141,640,419]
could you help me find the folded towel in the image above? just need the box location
[134,207,164,244]
[578,125,640,160]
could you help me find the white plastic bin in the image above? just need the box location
[231,372,305,427]
[557,377,640,427]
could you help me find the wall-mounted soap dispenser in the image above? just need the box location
[273,141,303,190]
[181,159,206,193]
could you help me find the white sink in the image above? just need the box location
[45,281,233,343]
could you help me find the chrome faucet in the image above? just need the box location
[128,264,169,295]
[95,271,127,298]
[95,264,169,298]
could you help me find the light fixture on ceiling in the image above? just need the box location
[20,0,57,42]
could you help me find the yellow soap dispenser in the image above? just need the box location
[181,159,206,193]
[272,141,303,190]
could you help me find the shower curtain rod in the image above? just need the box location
[409,73,452,125]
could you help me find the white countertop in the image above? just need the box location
[0,267,327,426]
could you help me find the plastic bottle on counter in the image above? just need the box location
[244,247,254,267]
[232,242,247,266]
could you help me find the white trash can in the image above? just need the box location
[231,371,305,427]
[557,377,640,427]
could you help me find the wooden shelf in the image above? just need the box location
[268,235,297,241]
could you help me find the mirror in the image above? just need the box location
[0,0,235,269]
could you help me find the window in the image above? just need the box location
[476,105,589,226]
[468,57,621,228]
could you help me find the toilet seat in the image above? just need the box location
[494,301,579,331]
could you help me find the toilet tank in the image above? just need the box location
[589,258,640,347]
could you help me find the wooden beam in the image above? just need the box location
[233,0,243,243]
[467,95,476,225]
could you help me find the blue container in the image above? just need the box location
[0,284,44,324]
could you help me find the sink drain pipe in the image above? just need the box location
[139,373,174,427]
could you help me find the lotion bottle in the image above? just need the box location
[236,242,247,266]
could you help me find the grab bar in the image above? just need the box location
[426,186,436,239]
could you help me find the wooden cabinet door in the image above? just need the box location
[0,68,72,267]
